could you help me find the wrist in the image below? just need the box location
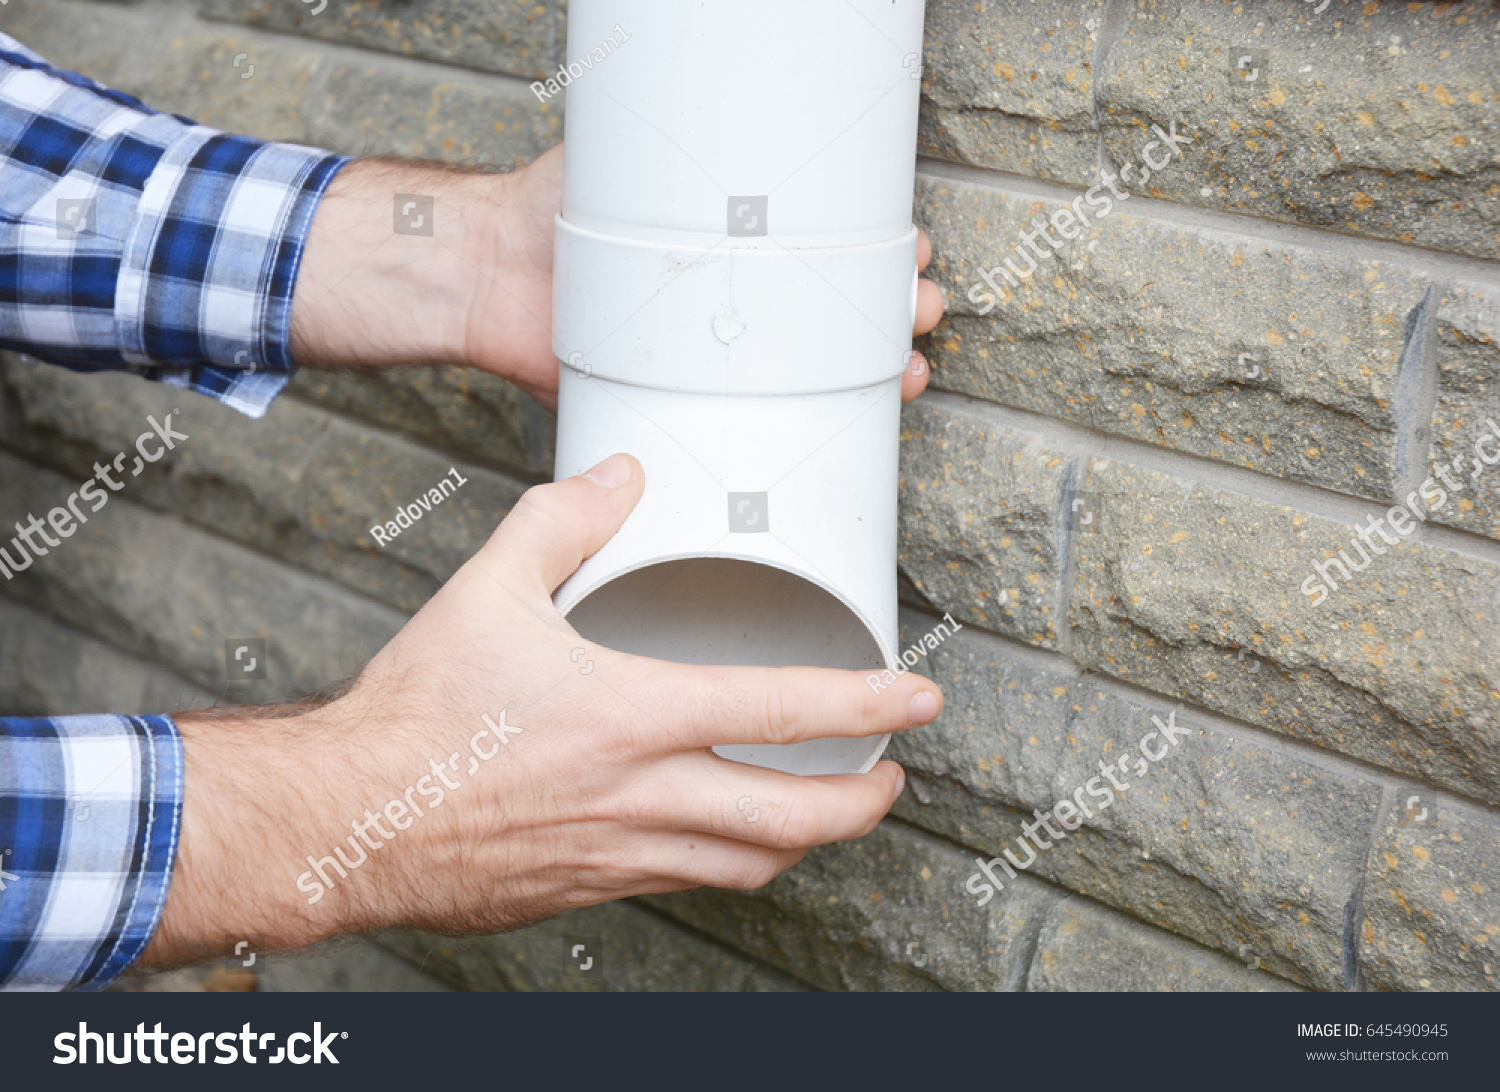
[289,159,504,371]
[137,705,364,970]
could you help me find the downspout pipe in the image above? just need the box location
[551,0,927,775]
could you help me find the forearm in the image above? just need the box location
[0,33,554,413]
[288,148,565,405]
[288,159,501,372]
[136,705,357,971]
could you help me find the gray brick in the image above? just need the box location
[6,1,560,165]
[195,0,561,82]
[314,55,560,165]
[117,937,454,992]
[1428,280,1500,540]
[918,0,1103,185]
[0,450,405,700]
[1098,0,1500,260]
[375,903,804,993]
[255,938,454,992]
[915,174,1428,500]
[1071,459,1500,806]
[1361,796,1500,992]
[1,358,526,615]
[289,368,554,482]
[648,820,1062,992]
[898,400,1072,646]
[6,2,328,146]
[888,613,1380,990]
[0,598,213,716]
[1028,897,1303,992]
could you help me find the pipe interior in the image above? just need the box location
[564,557,887,776]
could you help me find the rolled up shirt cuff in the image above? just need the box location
[114,131,349,418]
[0,714,183,991]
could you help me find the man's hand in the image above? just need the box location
[138,454,943,969]
[288,148,946,410]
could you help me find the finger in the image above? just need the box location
[555,831,804,903]
[644,832,806,891]
[900,350,930,402]
[642,753,905,851]
[486,453,644,594]
[643,660,943,751]
[914,279,944,335]
[917,227,932,272]
[555,828,810,894]
[578,830,804,895]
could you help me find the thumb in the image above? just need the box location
[488,453,644,595]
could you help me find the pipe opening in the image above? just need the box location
[564,557,888,775]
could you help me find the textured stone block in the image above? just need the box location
[914,174,1428,499]
[7,2,327,145]
[1029,897,1302,992]
[376,902,804,993]
[1097,0,1500,260]
[1427,281,1500,539]
[1361,797,1500,992]
[648,820,1063,992]
[254,938,454,992]
[313,56,560,165]
[0,450,406,700]
[6,1,560,165]
[1070,459,1500,806]
[898,399,1072,646]
[1,359,527,615]
[118,937,453,992]
[889,613,1380,990]
[289,368,555,482]
[918,0,1103,184]
[196,0,561,82]
[0,599,213,716]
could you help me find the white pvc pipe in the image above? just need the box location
[552,0,927,775]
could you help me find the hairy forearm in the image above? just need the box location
[136,705,358,971]
[288,159,502,371]
[287,148,565,405]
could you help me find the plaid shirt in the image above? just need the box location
[0,34,348,989]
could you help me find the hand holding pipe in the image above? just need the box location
[552,0,928,776]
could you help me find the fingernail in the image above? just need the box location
[584,453,631,490]
[894,766,907,798]
[908,690,940,725]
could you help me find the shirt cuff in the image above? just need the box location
[0,715,183,991]
[115,131,349,418]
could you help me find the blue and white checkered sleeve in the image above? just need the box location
[0,715,182,991]
[0,33,349,418]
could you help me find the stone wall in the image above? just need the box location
[2,0,1497,991]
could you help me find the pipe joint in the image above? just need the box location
[554,218,919,395]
